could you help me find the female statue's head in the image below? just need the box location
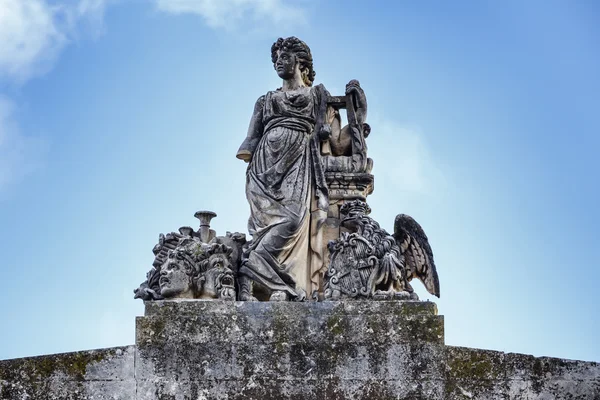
[271,37,315,87]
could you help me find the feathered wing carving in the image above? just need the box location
[393,214,440,298]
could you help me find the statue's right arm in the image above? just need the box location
[236,95,266,163]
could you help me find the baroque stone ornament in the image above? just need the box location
[324,200,440,300]
[134,36,440,303]
[6,36,600,400]
[134,212,246,301]
[157,238,236,300]
[324,232,379,299]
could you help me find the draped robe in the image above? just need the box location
[237,85,329,299]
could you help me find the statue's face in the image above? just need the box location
[159,259,193,298]
[199,255,235,299]
[275,50,298,80]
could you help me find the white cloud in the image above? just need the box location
[0,0,67,82]
[0,0,108,192]
[155,0,306,29]
[0,0,109,83]
[0,96,48,191]
[369,119,444,195]
[78,0,108,17]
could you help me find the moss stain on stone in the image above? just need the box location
[271,308,289,354]
[326,314,345,336]
[138,316,167,348]
[1,349,115,382]
[445,348,503,397]
[0,348,125,399]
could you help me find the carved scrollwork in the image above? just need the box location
[324,232,380,300]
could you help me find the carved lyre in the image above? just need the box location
[321,80,372,174]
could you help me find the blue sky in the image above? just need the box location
[1,0,599,362]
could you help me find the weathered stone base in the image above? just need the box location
[0,346,135,399]
[136,300,444,399]
[1,301,599,399]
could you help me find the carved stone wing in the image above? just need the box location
[393,214,440,297]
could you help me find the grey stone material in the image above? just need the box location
[236,36,379,302]
[133,301,600,399]
[0,346,135,400]
[326,200,439,301]
[134,212,247,302]
[135,300,445,399]
[325,172,374,201]
[444,346,600,399]
[6,34,599,400]
[138,300,444,345]
[2,301,600,399]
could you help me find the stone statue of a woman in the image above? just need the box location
[236,37,332,301]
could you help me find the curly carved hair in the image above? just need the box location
[197,243,233,273]
[271,37,315,87]
[167,247,198,276]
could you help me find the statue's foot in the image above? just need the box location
[409,292,419,301]
[238,292,258,302]
[269,291,289,301]
[236,274,257,301]
[294,288,307,302]
[311,290,322,302]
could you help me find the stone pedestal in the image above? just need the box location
[2,300,600,399]
[135,300,443,399]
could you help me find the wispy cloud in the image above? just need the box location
[71,0,110,37]
[0,96,48,191]
[0,0,109,83]
[0,0,67,83]
[155,0,306,29]
[0,0,108,192]
[369,119,445,195]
